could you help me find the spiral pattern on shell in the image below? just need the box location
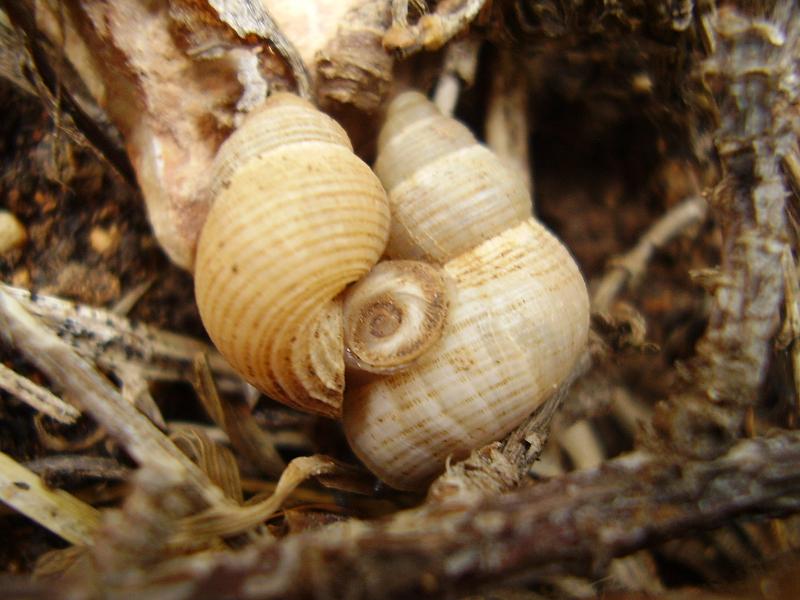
[342,260,450,374]
[341,92,590,490]
[194,93,391,418]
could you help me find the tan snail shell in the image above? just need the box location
[340,92,590,489]
[194,93,391,418]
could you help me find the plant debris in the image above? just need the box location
[0,1,799,598]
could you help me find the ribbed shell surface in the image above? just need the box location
[195,94,390,418]
[343,218,589,489]
[374,92,532,264]
[342,91,589,490]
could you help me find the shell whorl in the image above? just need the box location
[342,92,590,490]
[342,260,450,375]
[374,91,532,264]
[194,93,391,418]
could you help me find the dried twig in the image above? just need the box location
[642,2,800,460]
[690,4,797,420]
[0,284,237,386]
[428,347,594,500]
[21,430,800,599]
[485,49,531,194]
[207,0,311,100]
[432,35,481,115]
[24,455,130,485]
[501,348,594,472]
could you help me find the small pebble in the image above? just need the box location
[11,268,31,288]
[89,225,120,254]
[0,211,27,255]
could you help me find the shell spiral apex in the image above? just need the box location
[342,260,450,375]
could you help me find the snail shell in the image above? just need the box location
[194,93,391,418]
[340,92,590,490]
[193,91,588,490]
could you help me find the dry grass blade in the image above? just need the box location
[0,451,100,545]
[174,455,339,544]
[0,285,230,511]
[192,353,286,477]
[170,426,243,503]
[110,277,155,316]
[117,367,166,430]
[0,362,79,424]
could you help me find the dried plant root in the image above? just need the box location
[485,49,531,194]
[592,195,708,313]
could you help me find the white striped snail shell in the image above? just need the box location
[194,91,589,491]
[341,92,590,489]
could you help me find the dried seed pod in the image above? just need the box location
[194,93,391,418]
[341,92,590,490]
